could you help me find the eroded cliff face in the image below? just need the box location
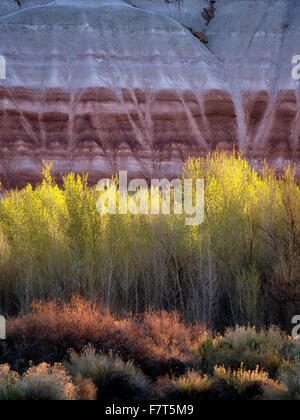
[0,0,299,186]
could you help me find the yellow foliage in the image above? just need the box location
[0,152,299,327]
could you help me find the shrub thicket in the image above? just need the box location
[0,301,299,400]
[0,151,299,329]
[196,326,300,378]
[0,298,202,377]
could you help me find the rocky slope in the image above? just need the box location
[0,0,299,186]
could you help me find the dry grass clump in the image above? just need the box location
[65,345,150,400]
[276,361,300,400]
[158,370,213,400]
[0,364,19,400]
[159,365,281,401]
[212,364,274,400]
[72,376,97,401]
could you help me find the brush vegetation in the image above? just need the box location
[0,151,300,400]
[0,299,300,400]
[0,151,299,330]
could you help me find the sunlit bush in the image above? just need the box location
[159,364,280,400]
[2,298,201,378]
[65,345,150,400]
[0,363,75,401]
[159,370,213,400]
[212,364,272,400]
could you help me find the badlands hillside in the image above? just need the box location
[0,0,299,186]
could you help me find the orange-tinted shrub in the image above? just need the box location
[1,297,205,378]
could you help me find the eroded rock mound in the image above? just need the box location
[0,0,299,186]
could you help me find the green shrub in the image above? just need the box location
[196,326,293,378]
